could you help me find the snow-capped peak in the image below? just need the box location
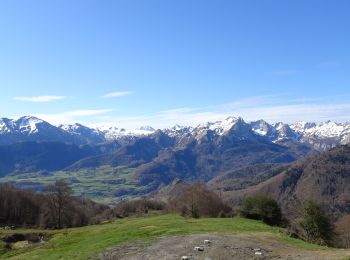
[171,124,184,131]
[15,116,45,134]
[59,123,102,136]
[250,120,272,136]
[138,126,156,132]
[94,125,155,140]
[59,123,82,132]
[296,121,347,138]
[1,115,350,150]
[197,116,242,136]
[290,121,316,132]
[274,122,285,131]
[164,125,194,137]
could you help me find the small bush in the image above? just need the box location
[101,199,166,219]
[240,195,282,226]
[169,184,231,218]
[299,201,332,245]
[218,211,226,218]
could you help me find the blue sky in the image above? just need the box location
[0,0,350,128]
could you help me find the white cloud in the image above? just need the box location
[13,95,66,102]
[24,95,350,129]
[101,91,133,98]
[34,109,113,125]
[92,96,350,129]
[64,109,113,117]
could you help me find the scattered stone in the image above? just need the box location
[194,246,204,251]
[11,241,29,250]
[97,233,348,260]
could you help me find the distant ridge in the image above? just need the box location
[1,115,350,149]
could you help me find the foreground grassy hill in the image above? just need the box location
[0,214,344,260]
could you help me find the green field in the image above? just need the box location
[0,214,329,260]
[0,166,151,204]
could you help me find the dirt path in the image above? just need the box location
[97,233,350,260]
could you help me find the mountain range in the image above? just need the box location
[1,115,350,150]
[1,115,350,219]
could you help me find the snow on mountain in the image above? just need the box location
[59,123,101,136]
[290,121,350,148]
[208,116,242,135]
[275,123,300,141]
[250,120,277,138]
[138,126,156,132]
[291,121,348,138]
[250,120,300,142]
[194,116,242,136]
[59,123,105,144]
[17,116,45,134]
[0,116,47,135]
[95,125,156,140]
[0,118,13,133]
[1,115,350,150]
[289,121,316,132]
[0,116,77,145]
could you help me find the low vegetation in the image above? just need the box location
[100,198,166,219]
[0,181,107,229]
[299,201,332,245]
[240,195,282,226]
[0,179,341,252]
[168,184,232,218]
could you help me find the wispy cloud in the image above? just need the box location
[34,109,113,125]
[92,95,350,129]
[26,95,350,129]
[64,109,113,116]
[101,91,133,98]
[13,95,66,102]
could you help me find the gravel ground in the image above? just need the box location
[97,233,350,260]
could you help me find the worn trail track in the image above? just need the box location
[97,233,350,260]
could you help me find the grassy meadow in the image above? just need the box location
[0,166,150,204]
[0,214,328,260]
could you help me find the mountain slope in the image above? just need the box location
[0,142,100,176]
[134,118,308,190]
[1,115,349,204]
[65,130,176,171]
[59,123,105,144]
[221,144,350,220]
[0,116,76,145]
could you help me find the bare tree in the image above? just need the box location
[0,183,106,229]
[169,184,231,218]
[46,180,73,229]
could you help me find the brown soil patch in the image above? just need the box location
[97,233,350,260]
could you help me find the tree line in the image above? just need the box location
[239,195,333,246]
[0,181,335,247]
[0,181,107,229]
